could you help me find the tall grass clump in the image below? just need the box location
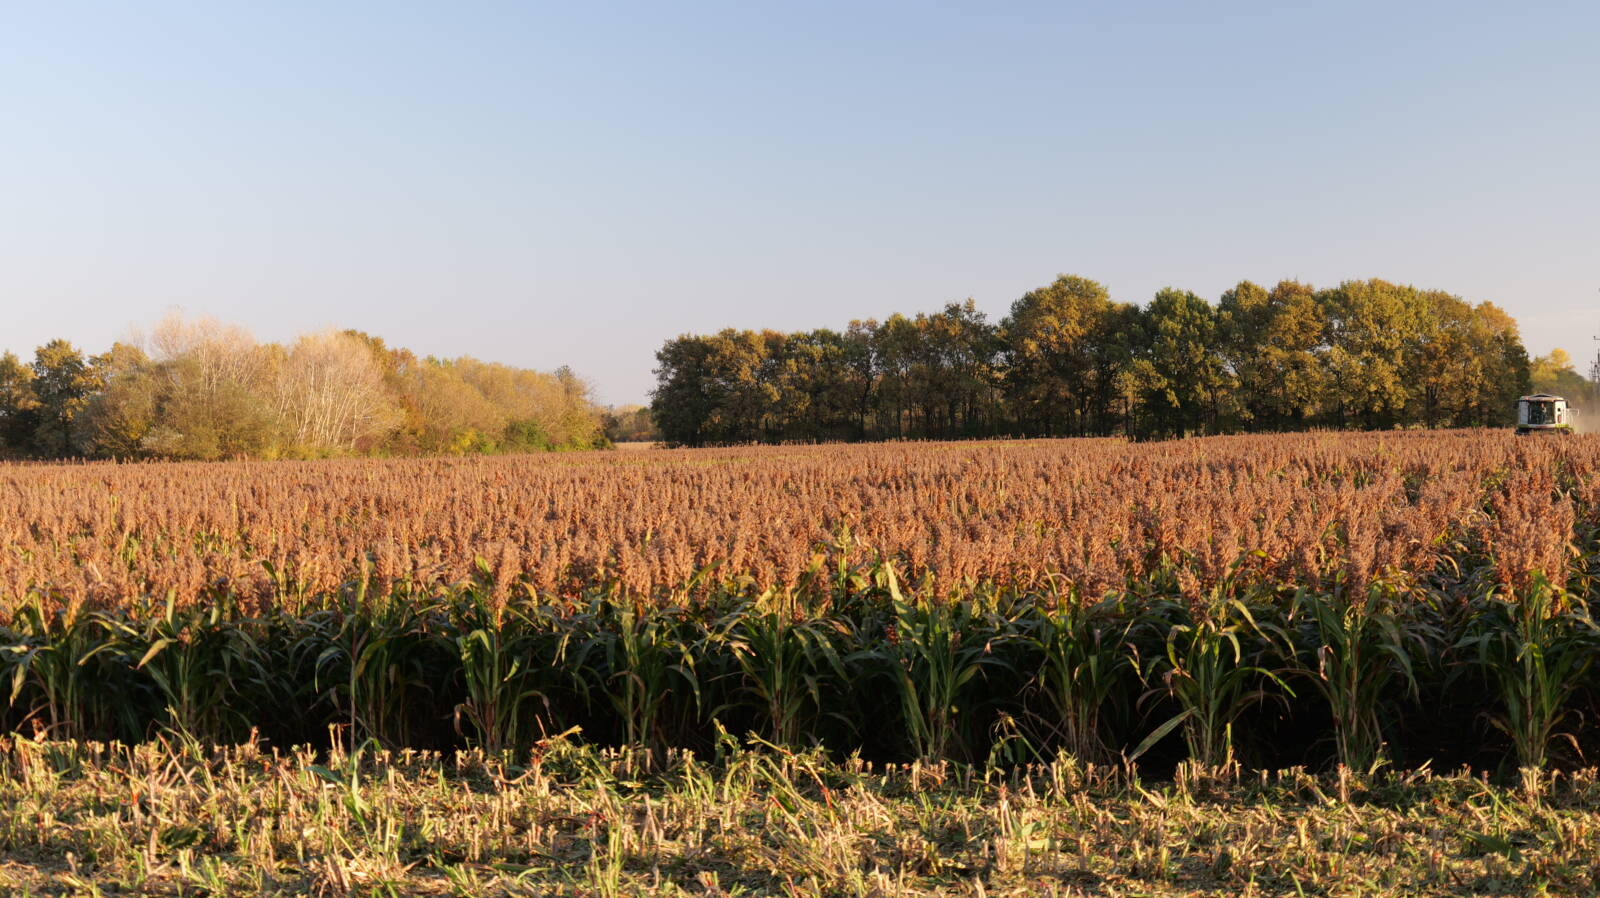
[3,599,136,740]
[708,590,849,747]
[449,589,566,754]
[1138,593,1292,768]
[573,597,702,759]
[872,564,1011,762]
[132,592,269,742]
[309,592,442,751]
[1465,575,1595,773]
[1025,586,1138,763]
[1291,582,1421,773]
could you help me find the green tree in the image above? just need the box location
[870,302,999,439]
[1469,302,1531,426]
[0,351,39,456]
[920,300,1000,437]
[602,405,658,443]
[1319,281,1419,428]
[78,343,159,457]
[650,330,778,446]
[841,321,878,438]
[549,365,607,449]
[145,356,280,459]
[1002,275,1128,436]
[29,339,100,456]
[1404,291,1488,427]
[871,314,919,439]
[1217,280,1327,431]
[1133,289,1231,437]
[650,335,718,446]
[771,330,862,441]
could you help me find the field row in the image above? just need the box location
[3,579,1595,775]
[0,430,1592,614]
[4,431,1600,776]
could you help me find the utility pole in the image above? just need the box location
[1593,288,1600,383]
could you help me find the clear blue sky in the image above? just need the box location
[4,1,1598,403]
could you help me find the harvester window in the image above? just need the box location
[1528,402,1555,425]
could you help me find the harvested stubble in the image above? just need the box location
[1,733,1598,897]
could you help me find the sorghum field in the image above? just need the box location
[6,431,1600,895]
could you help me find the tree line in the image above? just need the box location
[650,276,1539,445]
[0,315,611,460]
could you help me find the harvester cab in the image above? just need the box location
[1516,394,1573,435]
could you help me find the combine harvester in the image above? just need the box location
[1517,304,1600,436]
[1516,393,1574,435]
